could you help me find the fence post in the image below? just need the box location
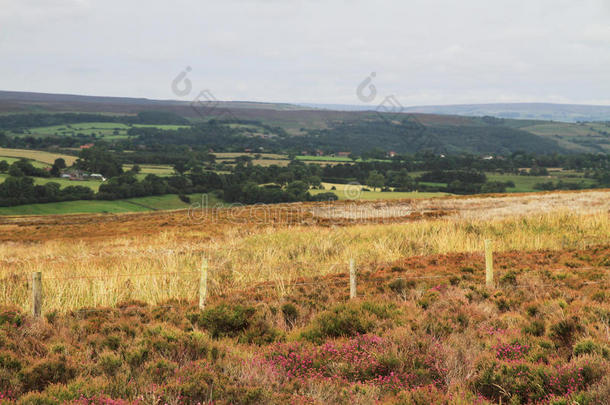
[349,259,357,299]
[485,239,494,288]
[32,272,42,318]
[199,258,208,310]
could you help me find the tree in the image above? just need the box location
[8,165,24,177]
[53,158,67,170]
[173,161,188,175]
[286,180,309,199]
[0,160,8,173]
[366,170,385,191]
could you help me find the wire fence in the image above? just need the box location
[1,250,608,316]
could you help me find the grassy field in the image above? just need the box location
[0,156,48,168]
[487,172,596,192]
[123,163,174,175]
[0,191,608,403]
[0,147,77,165]
[296,155,391,163]
[522,121,610,153]
[0,192,221,215]
[0,173,103,191]
[313,182,449,200]
[11,122,191,140]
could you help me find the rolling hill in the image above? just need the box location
[1,90,609,154]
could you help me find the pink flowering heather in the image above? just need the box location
[263,334,415,392]
[494,342,530,361]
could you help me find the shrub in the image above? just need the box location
[500,271,518,286]
[523,320,545,337]
[191,304,255,338]
[97,353,122,377]
[300,303,376,343]
[526,305,539,317]
[0,307,22,327]
[417,291,440,310]
[125,346,149,369]
[15,392,59,404]
[388,278,415,295]
[281,303,298,327]
[238,314,282,345]
[146,359,177,385]
[573,339,606,357]
[550,317,582,347]
[19,356,76,392]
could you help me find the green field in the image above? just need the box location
[0,193,223,215]
[123,164,174,175]
[486,172,595,193]
[296,155,391,163]
[11,122,191,140]
[132,124,190,130]
[521,122,610,153]
[0,156,48,168]
[0,174,103,191]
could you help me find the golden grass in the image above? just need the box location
[1,205,608,311]
[0,147,77,165]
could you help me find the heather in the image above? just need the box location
[0,246,609,404]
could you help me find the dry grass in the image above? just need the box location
[0,193,608,311]
[0,147,77,165]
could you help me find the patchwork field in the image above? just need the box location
[0,190,608,404]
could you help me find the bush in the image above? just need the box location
[97,353,122,377]
[523,320,545,337]
[309,192,338,202]
[550,317,582,347]
[191,304,255,338]
[388,278,415,295]
[573,339,607,358]
[500,271,518,286]
[300,303,380,343]
[281,303,298,327]
[19,356,76,392]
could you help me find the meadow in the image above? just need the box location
[0,190,608,404]
[10,122,190,141]
[0,148,77,165]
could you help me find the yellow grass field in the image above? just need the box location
[0,147,78,165]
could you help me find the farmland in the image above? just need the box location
[0,190,608,403]
[0,192,221,215]
[0,147,77,165]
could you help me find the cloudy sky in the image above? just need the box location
[1,0,609,106]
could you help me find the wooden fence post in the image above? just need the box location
[485,239,494,288]
[199,258,208,310]
[349,259,357,299]
[32,272,42,318]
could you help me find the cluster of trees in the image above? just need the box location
[0,159,50,178]
[0,176,93,206]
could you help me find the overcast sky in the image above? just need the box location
[1,0,609,106]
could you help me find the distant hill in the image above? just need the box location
[1,90,609,154]
[302,102,610,123]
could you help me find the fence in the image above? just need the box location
[2,239,606,317]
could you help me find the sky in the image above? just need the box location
[1,0,609,106]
